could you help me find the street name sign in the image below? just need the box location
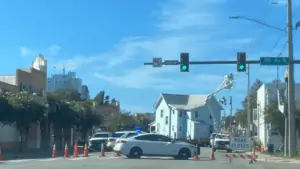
[152,58,162,67]
[230,137,250,150]
[164,60,179,65]
[260,57,289,66]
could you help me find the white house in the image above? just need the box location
[150,93,223,140]
[255,83,300,150]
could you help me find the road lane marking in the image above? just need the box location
[69,157,88,161]
[39,158,60,162]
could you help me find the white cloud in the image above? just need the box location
[53,0,254,89]
[94,66,223,90]
[20,47,37,57]
[19,44,62,58]
[156,0,227,31]
[47,44,61,56]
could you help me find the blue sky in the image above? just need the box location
[1,0,300,115]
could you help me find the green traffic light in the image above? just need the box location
[182,65,187,70]
[239,65,245,70]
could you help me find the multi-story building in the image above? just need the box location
[0,55,47,149]
[47,71,82,93]
[0,55,47,94]
[254,83,300,150]
[81,85,90,100]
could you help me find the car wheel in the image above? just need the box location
[128,147,142,159]
[177,148,191,160]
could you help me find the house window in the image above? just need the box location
[179,111,182,117]
[195,111,198,118]
[172,125,175,131]
[160,110,163,117]
[165,116,168,124]
[179,125,182,131]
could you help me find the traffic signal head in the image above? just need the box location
[237,52,246,72]
[180,53,189,72]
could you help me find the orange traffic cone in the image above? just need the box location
[83,144,88,157]
[0,147,2,162]
[64,144,69,157]
[73,143,78,157]
[115,151,120,157]
[193,150,199,160]
[52,144,56,158]
[100,143,105,157]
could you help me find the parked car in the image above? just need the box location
[113,133,199,159]
[107,131,146,150]
[88,132,113,151]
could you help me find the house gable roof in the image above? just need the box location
[154,93,223,110]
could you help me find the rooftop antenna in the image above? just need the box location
[62,64,66,75]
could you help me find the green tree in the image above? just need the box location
[5,92,45,148]
[94,91,105,106]
[70,100,101,139]
[236,79,263,127]
[264,101,285,137]
[0,93,14,125]
[105,112,136,132]
[52,89,81,102]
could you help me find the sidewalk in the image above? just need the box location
[1,147,84,161]
[255,152,300,163]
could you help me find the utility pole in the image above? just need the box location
[229,96,232,135]
[246,64,252,153]
[247,64,251,137]
[287,0,296,157]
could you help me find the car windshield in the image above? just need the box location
[123,133,137,138]
[113,133,126,138]
[92,134,109,138]
[211,133,217,138]
[215,135,228,139]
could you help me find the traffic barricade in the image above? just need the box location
[226,136,257,163]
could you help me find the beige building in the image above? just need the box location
[0,55,47,149]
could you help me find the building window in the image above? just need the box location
[172,125,175,131]
[160,110,164,117]
[179,126,182,131]
[195,111,198,118]
[165,116,168,124]
[179,111,182,117]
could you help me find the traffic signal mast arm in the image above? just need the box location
[144,60,300,65]
[205,73,234,133]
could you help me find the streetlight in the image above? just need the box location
[229,16,286,32]
[231,0,297,156]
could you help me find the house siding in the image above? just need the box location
[155,98,171,136]
[257,83,300,150]
[154,95,222,140]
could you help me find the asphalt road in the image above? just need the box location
[0,147,298,169]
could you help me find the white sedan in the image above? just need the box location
[113,133,198,159]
